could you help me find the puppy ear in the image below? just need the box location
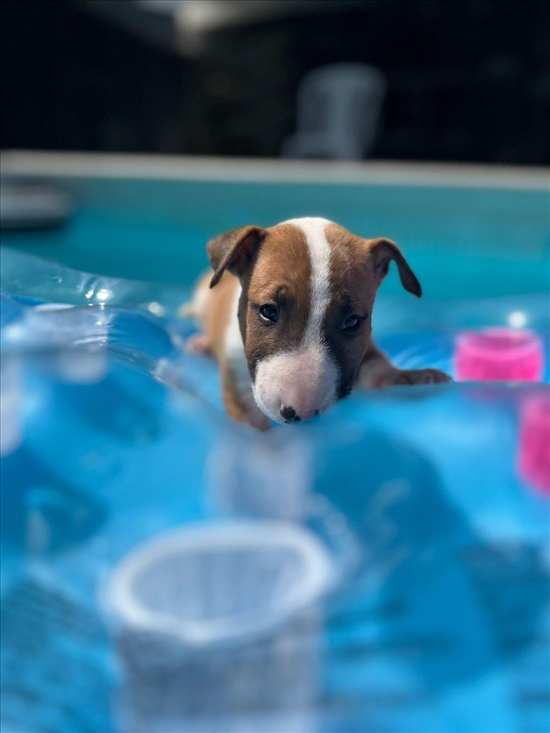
[368,238,422,297]
[207,226,267,288]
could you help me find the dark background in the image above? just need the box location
[1,0,549,163]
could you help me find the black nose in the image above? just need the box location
[280,406,300,423]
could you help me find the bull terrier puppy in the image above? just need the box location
[184,218,451,429]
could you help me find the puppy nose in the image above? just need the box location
[280,406,300,423]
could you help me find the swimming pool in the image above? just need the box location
[3,152,549,298]
[1,153,549,733]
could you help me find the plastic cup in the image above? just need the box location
[518,393,550,496]
[454,328,544,382]
[105,520,333,733]
[0,356,22,456]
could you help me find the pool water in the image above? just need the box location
[1,167,549,733]
[3,177,549,298]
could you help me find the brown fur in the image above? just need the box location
[323,224,377,395]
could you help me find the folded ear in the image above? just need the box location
[368,238,422,297]
[207,226,267,288]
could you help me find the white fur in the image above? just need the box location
[190,278,211,323]
[253,345,337,423]
[225,284,258,413]
[253,217,339,423]
[293,217,333,349]
[180,271,211,321]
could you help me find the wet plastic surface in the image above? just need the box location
[1,249,549,733]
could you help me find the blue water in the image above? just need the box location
[1,266,549,733]
[1,174,549,733]
[2,179,549,298]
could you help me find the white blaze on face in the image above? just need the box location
[253,217,339,423]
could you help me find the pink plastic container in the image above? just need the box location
[518,393,550,496]
[455,328,544,382]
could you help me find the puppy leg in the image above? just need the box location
[358,341,452,389]
[180,272,215,355]
[221,363,270,431]
[185,333,212,356]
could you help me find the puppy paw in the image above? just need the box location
[186,333,211,355]
[393,368,452,385]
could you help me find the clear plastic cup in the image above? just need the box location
[208,432,312,521]
[0,356,22,457]
[104,520,333,732]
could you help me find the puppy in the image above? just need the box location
[184,218,450,430]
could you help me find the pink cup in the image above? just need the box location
[517,393,550,496]
[455,328,544,382]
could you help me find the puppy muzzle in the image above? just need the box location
[252,347,339,424]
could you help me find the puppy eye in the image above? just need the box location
[259,304,279,323]
[343,314,362,332]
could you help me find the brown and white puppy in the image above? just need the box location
[184,218,450,430]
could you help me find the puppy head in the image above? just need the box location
[208,218,421,424]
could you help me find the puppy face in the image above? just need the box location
[208,218,421,424]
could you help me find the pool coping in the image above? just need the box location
[2,150,549,191]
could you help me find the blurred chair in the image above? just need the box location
[282,63,387,160]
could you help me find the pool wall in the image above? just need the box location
[2,152,549,299]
